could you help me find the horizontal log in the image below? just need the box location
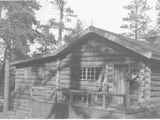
[15,76,33,79]
[20,100,30,104]
[150,97,160,103]
[14,99,30,104]
[32,86,54,89]
[151,91,160,97]
[15,111,30,114]
[16,110,30,114]
[151,76,160,81]
[60,70,70,74]
[16,68,25,72]
[152,78,160,81]
[17,103,30,109]
[59,84,100,91]
[59,73,70,76]
[151,73,160,76]
[151,84,160,88]
[46,62,57,66]
[31,92,53,95]
[59,75,70,79]
[59,82,101,89]
[16,82,33,87]
[16,108,30,112]
[16,77,35,81]
[80,57,105,62]
[15,77,25,80]
[151,81,160,86]
[151,87,160,91]
[46,80,56,85]
[32,89,54,94]
[80,61,104,66]
[16,91,31,95]
[15,72,25,76]
[151,75,160,78]
[15,93,31,98]
[60,80,100,84]
[16,80,33,84]
[15,79,25,82]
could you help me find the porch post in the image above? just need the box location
[125,63,131,108]
[56,59,60,89]
[103,92,106,109]
[3,59,10,112]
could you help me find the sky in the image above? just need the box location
[36,0,157,34]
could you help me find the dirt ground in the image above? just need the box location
[0,105,160,119]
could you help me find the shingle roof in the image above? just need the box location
[11,26,160,66]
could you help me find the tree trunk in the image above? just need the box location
[3,58,9,112]
[58,5,64,42]
[3,48,10,112]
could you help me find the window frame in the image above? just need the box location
[80,66,102,81]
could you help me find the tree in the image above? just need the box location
[156,0,160,30]
[32,0,79,56]
[50,0,77,43]
[121,0,151,40]
[31,22,56,56]
[0,1,40,61]
[0,0,40,111]
[144,0,160,44]
[64,19,84,43]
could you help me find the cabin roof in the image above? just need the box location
[11,26,160,66]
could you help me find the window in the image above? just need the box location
[80,67,102,81]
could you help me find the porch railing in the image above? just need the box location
[62,89,127,109]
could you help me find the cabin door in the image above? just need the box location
[104,64,128,105]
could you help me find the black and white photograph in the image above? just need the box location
[0,0,160,119]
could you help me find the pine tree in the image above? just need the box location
[0,0,40,111]
[121,0,151,40]
[0,1,40,61]
[50,0,77,43]
[156,0,160,30]
[64,19,84,44]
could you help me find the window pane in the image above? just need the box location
[87,68,91,80]
[91,68,94,80]
[80,67,102,81]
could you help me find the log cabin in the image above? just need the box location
[10,26,160,118]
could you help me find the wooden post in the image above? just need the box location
[56,59,61,89]
[56,59,61,103]
[69,93,73,104]
[3,59,10,112]
[86,93,89,107]
[103,93,106,109]
[125,63,131,108]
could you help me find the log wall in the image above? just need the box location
[150,64,160,103]
[14,67,33,118]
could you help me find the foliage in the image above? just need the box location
[31,23,56,56]
[156,0,160,30]
[50,0,77,42]
[64,19,84,44]
[0,1,40,61]
[121,0,151,40]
